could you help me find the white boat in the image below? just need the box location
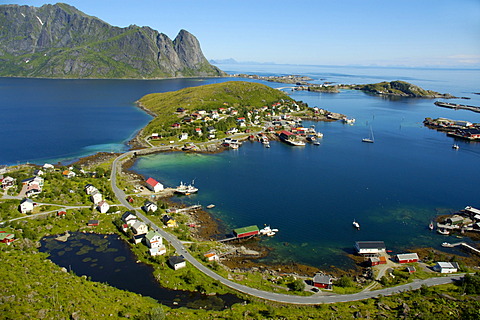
[259,225,278,236]
[313,141,320,146]
[437,228,450,235]
[429,221,434,230]
[362,127,374,143]
[452,144,459,149]
[176,181,198,195]
[343,117,355,124]
[352,220,360,230]
[206,204,215,209]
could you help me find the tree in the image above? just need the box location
[288,279,305,292]
[336,275,354,287]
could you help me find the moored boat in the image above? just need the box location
[452,144,459,149]
[352,220,360,230]
[429,221,434,230]
[437,228,450,235]
[176,181,198,195]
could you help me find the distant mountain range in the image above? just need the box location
[0,3,225,78]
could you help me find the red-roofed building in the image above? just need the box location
[146,178,164,192]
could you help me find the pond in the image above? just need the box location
[40,232,243,310]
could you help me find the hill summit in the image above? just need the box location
[0,3,225,78]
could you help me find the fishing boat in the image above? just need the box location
[362,126,374,143]
[429,221,434,230]
[352,220,360,230]
[452,144,459,149]
[175,181,198,195]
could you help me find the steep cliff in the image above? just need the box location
[0,3,225,78]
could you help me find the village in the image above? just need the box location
[1,160,475,295]
[143,98,348,151]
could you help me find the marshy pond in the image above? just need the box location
[40,232,242,309]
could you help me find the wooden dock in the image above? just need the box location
[441,242,480,255]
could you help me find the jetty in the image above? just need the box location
[434,101,480,113]
[441,242,480,255]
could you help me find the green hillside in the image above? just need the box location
[138,81,293,138]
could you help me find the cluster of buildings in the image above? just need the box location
[120,211,193,271]
[84,184,110,213]
[149,100,304,143]
[436,206,480,234]
[423,117,480,141]
[354,240,460,275]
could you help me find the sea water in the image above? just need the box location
[2,65,480,269]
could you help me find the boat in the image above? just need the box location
[362,126,374,143]
[313,141,320,146]
[175,181,198,195]
[437,228,450,235]
[279,131,306,146]
[452,144,459,149]
[429,221,434,230]
[352,219,360,230]
[265,143,271,148]
[342,117,355,125]
[259,225,278,236]
[206,204,215,209]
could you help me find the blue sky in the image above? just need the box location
[3,0,480,67]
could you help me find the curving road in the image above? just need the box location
[110,151,464,304]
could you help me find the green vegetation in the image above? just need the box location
[137,81,295,143]
[344,80,454,98]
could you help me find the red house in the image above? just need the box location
[396,253,419,264]
[313,274,333,290]
[368,256,387,266]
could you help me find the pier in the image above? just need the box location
[434,101,480,113]
[441,242,480,255]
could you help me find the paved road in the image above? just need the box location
[110,151,464,304]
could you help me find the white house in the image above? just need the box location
[1,176,16,190]
[433,262,459,273]
[131,221,148,235]
[145,230,163,248]
[149,246,167,256]
[145,177,164,193]
[204,252,219,261]
[122,211,137,223]
[168,256,186,270]
[143,201,158,213]
[43,163,54,170]
[179,133,189,141]
[90,191,102,204]
[84,184,98,195]
[96,200,110,214]
[19,198,35,213]
[354,241,386,256]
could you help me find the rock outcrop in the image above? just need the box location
[0,3,225,78]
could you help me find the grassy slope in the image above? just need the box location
[138,81,292,136]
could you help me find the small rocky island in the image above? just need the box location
[234,73,456,98]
